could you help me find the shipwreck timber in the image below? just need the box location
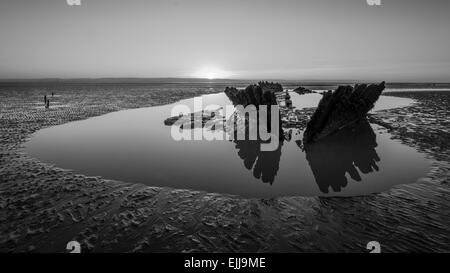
[303,82,385,143]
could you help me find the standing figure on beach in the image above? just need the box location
[52,92,54,97]
[285,91,292,108]
[45,98,50,109]
[44,95,47,104]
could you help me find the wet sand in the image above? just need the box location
[0,86,449,252]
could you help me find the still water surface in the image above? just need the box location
[25,93,430,198]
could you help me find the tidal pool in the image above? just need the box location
[25,92,430,198]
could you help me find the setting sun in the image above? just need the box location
[192,66,231,79]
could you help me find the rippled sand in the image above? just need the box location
[0,86,448,253]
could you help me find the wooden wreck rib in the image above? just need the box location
[224,81,283,140]
[163,109,222,128]
[224,81,281,107]
[293,86,314,95]
[303,81,385,143]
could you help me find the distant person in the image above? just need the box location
[45,99,50,109]
[52,92,54,97]
[44,95,47,103]
[285,91,292,108]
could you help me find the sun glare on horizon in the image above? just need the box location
[192,66,231,79]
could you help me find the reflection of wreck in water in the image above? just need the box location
[225,104,283,185]
[233,140,283,184]
[224,82,284,184]
[163,81,388,190]
[304,120,381,194]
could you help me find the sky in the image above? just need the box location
[0,0,449,81]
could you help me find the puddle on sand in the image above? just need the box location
[25,93,430,198]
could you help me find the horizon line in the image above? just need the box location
[0,77,449,85]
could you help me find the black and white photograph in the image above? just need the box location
[0,0,449,263]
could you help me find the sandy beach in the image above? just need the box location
[0,85,448,253]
